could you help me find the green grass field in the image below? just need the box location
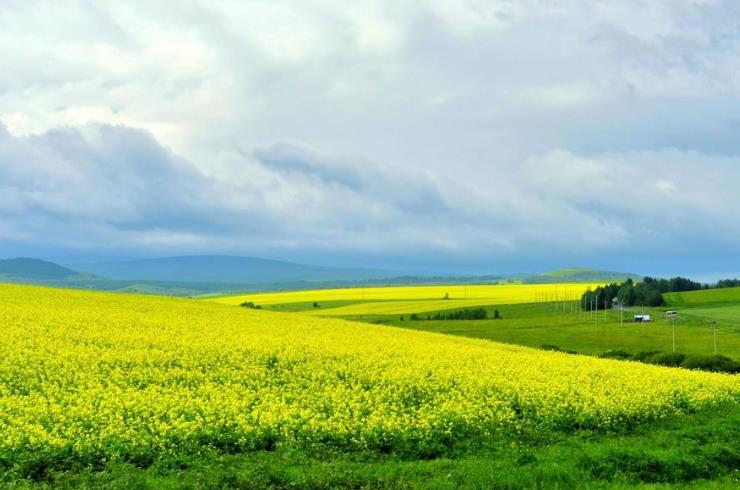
[12,403,740,489]
[243,284,740,360]
[665,286,740,307]
[682,305,740,325]
[341,303,740,359]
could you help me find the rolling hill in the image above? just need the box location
[0,257,85,280]
[69,255,399,284]
[665,286,740,307]
[521,267,641,283]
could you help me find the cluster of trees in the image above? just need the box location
[581,277,704,310]
[239,301,262,309]
[402,308,501,321]
[428,307,492,320]
[716,279,740,288]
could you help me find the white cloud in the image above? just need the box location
[1,1,740,272]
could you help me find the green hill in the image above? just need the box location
[664,287,740,307]
[0,257,83,280]
[69,255,399,284]
[522,267,641,284]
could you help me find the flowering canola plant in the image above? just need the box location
[0,284,737,466]
[211,283,599,306]
[211,283,601,316]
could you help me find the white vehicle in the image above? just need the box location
[633,314,652,323]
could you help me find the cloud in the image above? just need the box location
[1,1,740,273]
[2,121,740,275]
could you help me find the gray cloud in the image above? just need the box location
[1,1,740,273]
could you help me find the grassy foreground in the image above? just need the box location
[11,404,740,489]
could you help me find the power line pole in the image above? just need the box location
[604,294,607,323]
[712,321,717,355]
[672,315,676,353]
[595,292,598,327]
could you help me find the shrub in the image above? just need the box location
[649,352,687,367]
[540,344,563,352]
[633,351,662,362]
[600,350,633,360]
[681,355,740,374]
[429,308,487,321]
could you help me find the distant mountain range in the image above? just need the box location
[67,255,399,284]
[520,267,642,283]
[0,258,89,280]
[0,256,642,296]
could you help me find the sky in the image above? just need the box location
[1,0,740,277]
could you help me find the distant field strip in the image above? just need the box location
[211,283,601,309]
[303,299,506,316]
[665,287,740,307]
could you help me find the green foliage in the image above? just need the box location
[599,350,633,360]
[716,278,740,288]
[427,307,488,321]
[600,351,739,374]
[582,277,704,311]
[7,404,740,489]
[648,352,687,367]
[239,301,261,309]
[539,344,578,355]
[681,355,740,374]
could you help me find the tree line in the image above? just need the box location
[716,278,740,288]
[581,277,704,310]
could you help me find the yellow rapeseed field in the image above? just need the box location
[0,283,737,466]
[211,283,599,311]
[302,299,516,316]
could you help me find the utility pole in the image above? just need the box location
[671,315,676,353]
[595,292,598,327]
[712,321,717,355]
[604,294,607,323]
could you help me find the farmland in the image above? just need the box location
[213,283,599,309]
[379,303,740,359]
[1,282,739,487]
[232,283,740,360]
[665,286,740,307]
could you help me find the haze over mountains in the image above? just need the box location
[0,255,642,297]
[0,258,89,280]
[67,255,398,285]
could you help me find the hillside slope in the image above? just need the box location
[665,286,740,307]
[0,257,84,280]
[70,255,398,284]
[524,267,641,283]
